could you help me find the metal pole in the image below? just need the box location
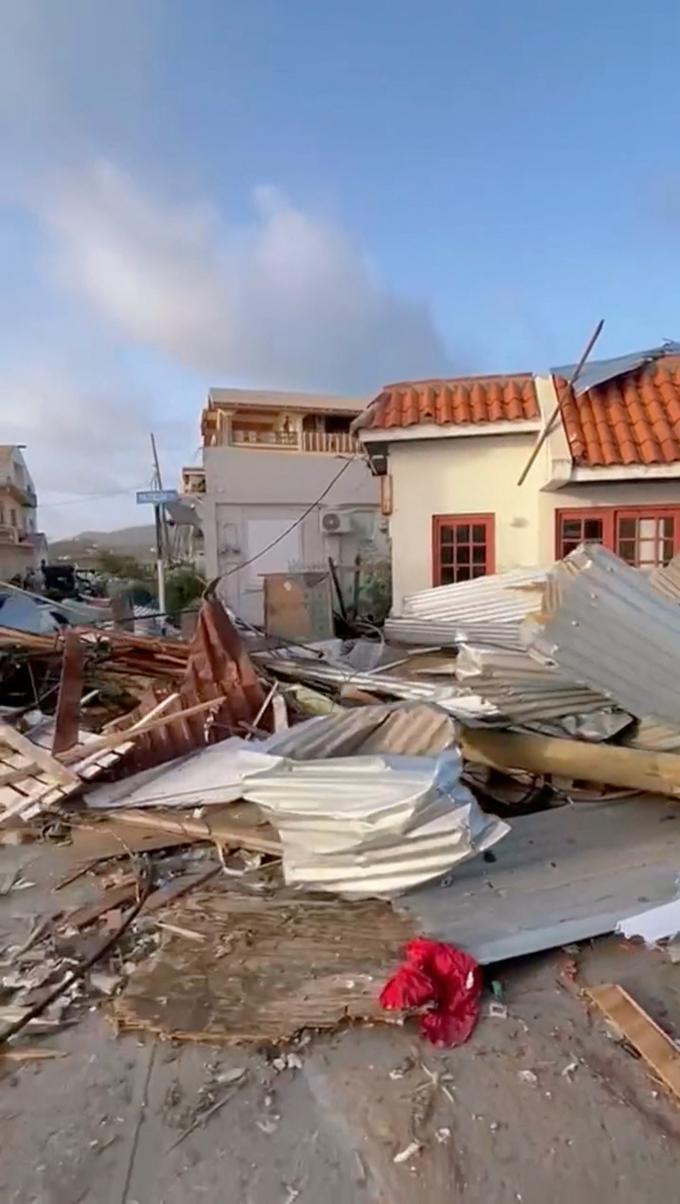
[150,433,167,628]
[517,319,604,487]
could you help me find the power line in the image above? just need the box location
[38,485,148,510]
[219,457,354,581]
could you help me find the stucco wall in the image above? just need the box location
[387,431,680,608]
[388,433,542,606]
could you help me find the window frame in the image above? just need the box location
[555,505,680,566]
[432,513,495,586]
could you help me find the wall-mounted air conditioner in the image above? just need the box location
[322,510,354,535]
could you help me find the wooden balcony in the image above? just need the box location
[231,429,299,448]
[229,428,361,454]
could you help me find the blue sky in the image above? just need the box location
[2,0,680,534]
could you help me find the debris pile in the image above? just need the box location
[4,541,680,1061]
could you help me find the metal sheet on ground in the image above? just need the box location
[396,799,680,963]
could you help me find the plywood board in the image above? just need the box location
[114,889,413,1043]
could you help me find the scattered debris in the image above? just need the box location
[393,1140,422,1164]
[518,1070,538,1085]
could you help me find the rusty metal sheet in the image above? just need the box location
[51,630,85,755]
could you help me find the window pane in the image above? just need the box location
[584,519,603,540]
[618,539,636,564]
[439,528,454,545]
[618,517,636,539]
[561,540,580,557]
[664,539,674,563]
[456,566,471,581]
[440,567,454,584]
[472,545,486,563]
[472,524,485,542]
[456,546,470,566]
[563,520,582,539]
[471,566,486,578]
[440,546,454,565]
[455,525,470,543]
[664,517,675,539]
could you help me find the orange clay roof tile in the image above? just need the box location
[558,356,680,467]
[363,374,539,430]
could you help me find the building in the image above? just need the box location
[355,345,680,609]
[187,388,382,623]
[0,446,46,581]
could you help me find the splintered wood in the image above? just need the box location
[113,889,414,1044]
[0,721,80,824]
[588,983,680,1104]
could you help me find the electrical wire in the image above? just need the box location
[208,456,354,589]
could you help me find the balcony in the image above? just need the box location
[230,428,360,454]
[302,430,360,454]
[0,525,19,544]
[231,429,299,449]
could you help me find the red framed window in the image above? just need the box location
[433,514,495,585]
[556,507,680,567]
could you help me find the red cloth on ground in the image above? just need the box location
[379,937,482,1046]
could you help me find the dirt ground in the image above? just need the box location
[3,839,680,1203]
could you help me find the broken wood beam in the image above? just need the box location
[461,728,680,798]
[587,983,680,1103]
[112,808,282,856]
[59,696,221,765]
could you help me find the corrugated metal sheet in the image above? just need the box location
[524,544,680,727]
[243,751,509,897]
[263,702,459,760]
[649,552,680,603]
[253,651,499,722]
[624,715,680,753]
[397,568,547,621]
[396,797,680,963]
[453,643,613,724]
[384,618,525,649]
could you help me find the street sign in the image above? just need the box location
[136,489,179,505]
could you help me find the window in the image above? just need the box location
[433,514,494,585]
[556,507,680,568]
[10,508,16,528]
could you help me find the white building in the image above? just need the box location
[184,388,383,624]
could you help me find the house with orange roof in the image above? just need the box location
[354,344,680,609]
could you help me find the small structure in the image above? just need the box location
[0,445,46,581]
[185,388,383,624]
[354,345,680,609]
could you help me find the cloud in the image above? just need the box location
[37,162,450,394]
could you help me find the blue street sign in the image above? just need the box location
[136,489,179,505]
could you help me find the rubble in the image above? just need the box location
[5,542,680,1060]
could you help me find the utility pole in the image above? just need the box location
[150,433,167,627]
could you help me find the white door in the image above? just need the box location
[240,517,302,625]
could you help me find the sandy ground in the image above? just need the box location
[3,840,680,1203]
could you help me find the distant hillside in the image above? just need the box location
[50,525,158,566]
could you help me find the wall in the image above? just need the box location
[388,433,541,606]
[0,541,34,581]
[201,446,381,624]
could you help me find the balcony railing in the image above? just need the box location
[231,429,299,448]
[229,428,361,454]
[302,430,360,454]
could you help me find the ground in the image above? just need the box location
[3,840,680,1203]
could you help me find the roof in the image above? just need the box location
[356,374,540,431]
[207,388,366,415]
[559,355,680,467]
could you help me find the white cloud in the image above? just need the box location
[37,162,450,394]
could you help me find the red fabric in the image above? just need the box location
[379,937,482,1047]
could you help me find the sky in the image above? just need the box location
[2,0,680,536]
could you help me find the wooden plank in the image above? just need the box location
[461,727,680,798]
[114,808,282,856]
[64,881,139,930]
[0,763,39,787]
[0,721,79,788]
[587,983,680,1103]
[60,696,219,766]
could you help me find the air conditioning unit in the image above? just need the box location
[322,510,355,535]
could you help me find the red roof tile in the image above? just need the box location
[558,356,680,467]
[361,374,540,430]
